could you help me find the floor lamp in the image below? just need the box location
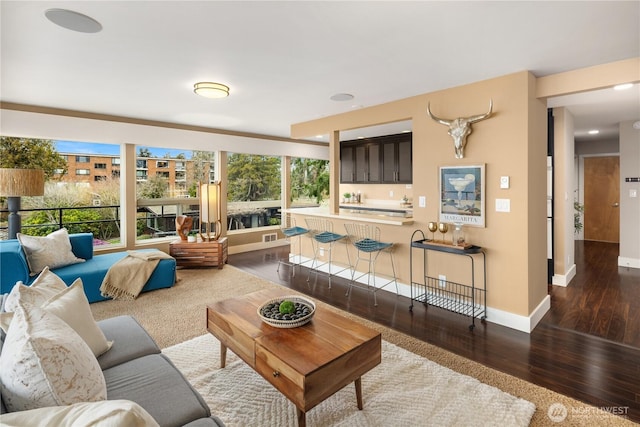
[199,181,222,241]
[0,168,45,239]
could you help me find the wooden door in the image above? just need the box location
[584,156,619,243]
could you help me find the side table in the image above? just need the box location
[169,237,228,269]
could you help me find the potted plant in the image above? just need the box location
[187,231,197,243]
[343,192,352,204]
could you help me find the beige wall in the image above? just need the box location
[619,120,640,265]
[293,70,548,318]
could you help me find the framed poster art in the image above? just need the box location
[439,164,485,227]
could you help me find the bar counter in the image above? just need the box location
[282,206,414,226]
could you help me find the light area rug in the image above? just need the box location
[163,333,536,427]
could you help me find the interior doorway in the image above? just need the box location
[583,156,620,243]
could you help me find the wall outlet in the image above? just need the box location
[419,196,426,208]
[438,274,447,288]
[319,248,325,257]
[389,190,394,198]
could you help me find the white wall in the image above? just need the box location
[0,109,329,160]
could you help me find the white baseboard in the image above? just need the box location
[288,255,550,334]
[618,256,640,269]
[229,240,288,255]
[551,263,576,287]
[485,295,551,333]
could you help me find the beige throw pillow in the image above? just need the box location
[4,266,67,312]
[1,272,112,357]
[0,400,159,427]
[0,304,107,411]
[17,228,84,276]
[41,279,113,357]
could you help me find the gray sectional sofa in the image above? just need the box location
[0,303,225,427]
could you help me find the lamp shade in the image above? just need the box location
[200,182,219,223]
[0,168,45,197]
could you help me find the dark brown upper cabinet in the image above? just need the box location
[340,133,412,184]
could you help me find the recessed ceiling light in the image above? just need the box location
[588,129,600,135]
[330,93,354,102]
[613,83,633,91]
[45,9,102,33]
[194,82,230,99]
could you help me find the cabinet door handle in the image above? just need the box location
[273,371,280,378]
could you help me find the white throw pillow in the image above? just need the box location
[41,279,113,357]
[1,276,112,357]
[0,400,160,427]
[17,228,84,276]
[0,303,107,411]
[4,266,67,312]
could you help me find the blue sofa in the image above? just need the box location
[0,233,176,303]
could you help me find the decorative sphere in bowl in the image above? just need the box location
[257,296,316,328]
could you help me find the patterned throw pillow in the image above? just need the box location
[17,228,84,276]
[0,303,107,411]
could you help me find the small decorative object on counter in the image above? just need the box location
[453,222,465,246]
[438,222,449,243]
[428,221,438,241]
[187,232,197,243]
[343,192,352,203]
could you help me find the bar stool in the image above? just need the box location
[305,218,351,288]
[344,223,398,306]
[277,215,309,277]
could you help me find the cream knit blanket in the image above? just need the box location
[100,250,174,300]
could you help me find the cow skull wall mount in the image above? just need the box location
[426,100,493,159]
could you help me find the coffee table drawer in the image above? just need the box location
[255,344,305,406]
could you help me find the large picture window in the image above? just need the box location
[226,153,281,230]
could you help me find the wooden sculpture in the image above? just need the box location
[176,215,193,241]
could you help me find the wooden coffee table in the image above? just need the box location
[206,288,381,427]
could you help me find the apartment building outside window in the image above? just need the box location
[112,158,120,165]
[95,163,107,169]
[156,160,169,168]
[76,155,90,163]
[76,169,90,175]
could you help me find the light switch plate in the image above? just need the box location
[419,196,426,208]
[495,198,511,212]
[500,176,510,189]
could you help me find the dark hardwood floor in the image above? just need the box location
[229,241,640,423]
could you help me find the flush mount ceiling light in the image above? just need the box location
[45,9,102,33]
[194,82,230,99]
[613,83,633,91]
[588,129,600,135]
[330,93,354,101]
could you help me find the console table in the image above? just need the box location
[170,237,228,268]
[409,229,486,330]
